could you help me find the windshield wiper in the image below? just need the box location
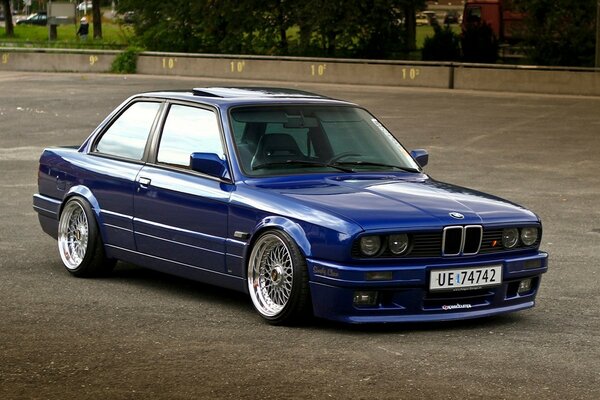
[333,161,420,173]
[252,159,355,173]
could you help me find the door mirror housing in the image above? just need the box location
[410,149,429,168]
[190,153,229,179]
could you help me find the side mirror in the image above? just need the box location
[190,153,229,179]
[410,149,429,168]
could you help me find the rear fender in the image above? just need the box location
[62,185,108,242]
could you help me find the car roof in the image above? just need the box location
[137,87,355,108]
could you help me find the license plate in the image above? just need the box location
[429,265,502,291]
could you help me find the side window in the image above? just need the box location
[95,101,161,160]
[157,105,224,167]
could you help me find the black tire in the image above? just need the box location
[57,197,115,277]
[247,230,311,325]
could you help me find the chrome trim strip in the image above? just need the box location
[101,209,134,220]
[33,204,58,217]
[135,231,225,256]
[104,223,132,233]
[134,217,224,243]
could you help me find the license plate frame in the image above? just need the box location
[429,265,503,292]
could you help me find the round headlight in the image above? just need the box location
[360,236,381,256]
[502,228,519,249]
[389,234,409,255]
[521,227,538,246]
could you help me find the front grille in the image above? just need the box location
[479,229,504,254]
[408,232,442,257]
[442,227,463,256]
[352,225,538,259]
[442,225,482,256]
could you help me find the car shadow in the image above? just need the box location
[310,314,525,334]
[106,261,253,312]
[103,262,526,333]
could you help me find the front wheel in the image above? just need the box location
[247,230,311,325]
[57,197,115,277]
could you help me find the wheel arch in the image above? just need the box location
[61,185,108,242]
[244,216,312,267]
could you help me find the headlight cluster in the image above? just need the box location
[359,234,410,257]
[502,227,539,249]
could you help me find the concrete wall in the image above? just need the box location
[0,49,118,73]
[453,66,600,97]
[1,48,599,96]
[137,53,452,89]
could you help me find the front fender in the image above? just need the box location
[244,216,357,266]
[250,216,312,258]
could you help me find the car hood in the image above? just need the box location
[252,175,539,231]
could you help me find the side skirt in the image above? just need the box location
[106,245,248,294]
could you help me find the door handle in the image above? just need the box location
[138,177,151,189]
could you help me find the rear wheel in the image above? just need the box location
[247,230,311,325]
[57,197,115,277]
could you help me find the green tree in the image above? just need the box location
[355,0,406,58]
[117,0,428,58]
[92,0,102,39]
[118,0,207,52]
[307,0,361,56]
[257,0,294,54]
[1,0,14,37]
[515,0,596,66]
[399,0,426,51]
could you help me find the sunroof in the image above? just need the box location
[192,87,323,98]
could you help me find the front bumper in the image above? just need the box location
[307,252,548,323]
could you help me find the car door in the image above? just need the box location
[133,103,231,275]
[88,100,163,252]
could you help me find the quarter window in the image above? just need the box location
[95,101,160,160]
[157,105,223,167]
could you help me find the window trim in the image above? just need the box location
[91,99,165,162]
[153,103,225,169]
[227,103,415,178]
[146,100,234,184]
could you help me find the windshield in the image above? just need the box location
[230,105,420,177]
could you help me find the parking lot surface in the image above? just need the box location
[1,72,599,399]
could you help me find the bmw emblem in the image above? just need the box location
[449,212,465,220]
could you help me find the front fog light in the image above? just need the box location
[518,279,532,294]
[353,291,378,306]
[521,227,538,246]
[360,236,381,256]
[502,228,519,248]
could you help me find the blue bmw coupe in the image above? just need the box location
[33,87,548,324]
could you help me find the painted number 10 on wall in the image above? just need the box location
[401,68,421,80]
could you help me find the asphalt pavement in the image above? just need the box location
[0,71,599,399]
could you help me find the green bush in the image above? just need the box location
[111,46,141,74]
[422,24,461,61]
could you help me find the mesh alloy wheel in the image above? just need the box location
[247,231,310,324]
